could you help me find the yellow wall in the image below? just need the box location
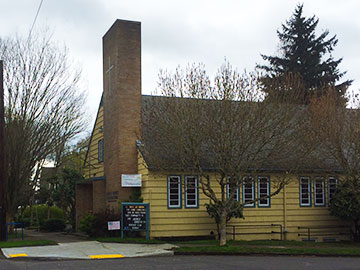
[84,105,104,179]
[139,154,348,241]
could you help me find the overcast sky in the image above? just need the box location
[1,0,359,132]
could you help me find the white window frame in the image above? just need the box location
[328,177,338,203]
[242,176,255,207]
[258,176,270,207]
[226,178,239,201]
[168,175,181,209]
[185,176,198,208]
[314,177,325,206]
[299,176,311,207]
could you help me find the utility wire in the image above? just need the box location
[28,0,44,41]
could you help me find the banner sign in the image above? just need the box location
[121,174,142,187]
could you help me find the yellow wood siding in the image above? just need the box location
[139,154,349,241]
[84,106,104,179]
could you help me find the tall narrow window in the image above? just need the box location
[185,176,198,208]
[328,177,337,203]
[227,178,239,201]
[314,177,325,206]
[258,176,270,207]
[300,177,311,206]
[168,176,181,208]
[242,176,255,207]
[98,139,104,162]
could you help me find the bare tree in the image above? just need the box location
[141,62,308,245]
[309,89,360,240]
[0,31,86,222]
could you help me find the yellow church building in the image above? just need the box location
[76,19,349,242]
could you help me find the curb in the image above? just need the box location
[174,251,360,257]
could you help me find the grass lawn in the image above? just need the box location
[0,240,57,248]
[173,239,360,247]
[173,240,360,256]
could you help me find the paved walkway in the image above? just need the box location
[2,241,175,259]
[21,229,89,243]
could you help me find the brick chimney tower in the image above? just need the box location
[102,20,141,209]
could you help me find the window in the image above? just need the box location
[227,178,239,201]
[185,176,198,208]
[98,139,104,162]
[168,176,181,208]
[299,177,311,206]
[242,176,255,207]
[314,177,325,206]
[258,176,270,207]
[328,177,337,203]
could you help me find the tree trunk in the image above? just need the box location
[219,210,227,246]
[6,212,13,234]
[216,223,220,240]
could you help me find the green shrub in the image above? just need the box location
[79,209,121,237]
[13,217,30,227]
[41,218,66,232]
[20,205,65,227]
[329,179,360,241]
[79,212,97,237]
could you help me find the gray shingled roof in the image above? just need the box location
[139,95,343,174]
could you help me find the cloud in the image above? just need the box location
[1,0,359,129]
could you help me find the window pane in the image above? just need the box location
[314,178,324,206]
[185,176,198,208]
[328,178,337,202]
[187,201,196,206]
[258,177,269,206]
[98,140,104,162]
[300,177,310,206]
[168,176,180,208]
[243,177,254,206]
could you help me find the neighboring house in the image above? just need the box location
[76,19,348,241]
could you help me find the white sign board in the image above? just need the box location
[107,221,120,231]
[121,174,142,187]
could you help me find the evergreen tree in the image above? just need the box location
[258,4,352,104]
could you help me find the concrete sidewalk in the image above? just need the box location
[2,241,176,259]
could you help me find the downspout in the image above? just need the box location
[283,184,287,240]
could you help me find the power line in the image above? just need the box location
[28,0,44,40]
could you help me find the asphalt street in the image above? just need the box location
[1,255,360,270]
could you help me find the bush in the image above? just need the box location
[79,209,121,237]
[20,205,65,227]
[13,217,30,228]
[40,218,66,232]
[329,179,360,241]
[79,212,97,237]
